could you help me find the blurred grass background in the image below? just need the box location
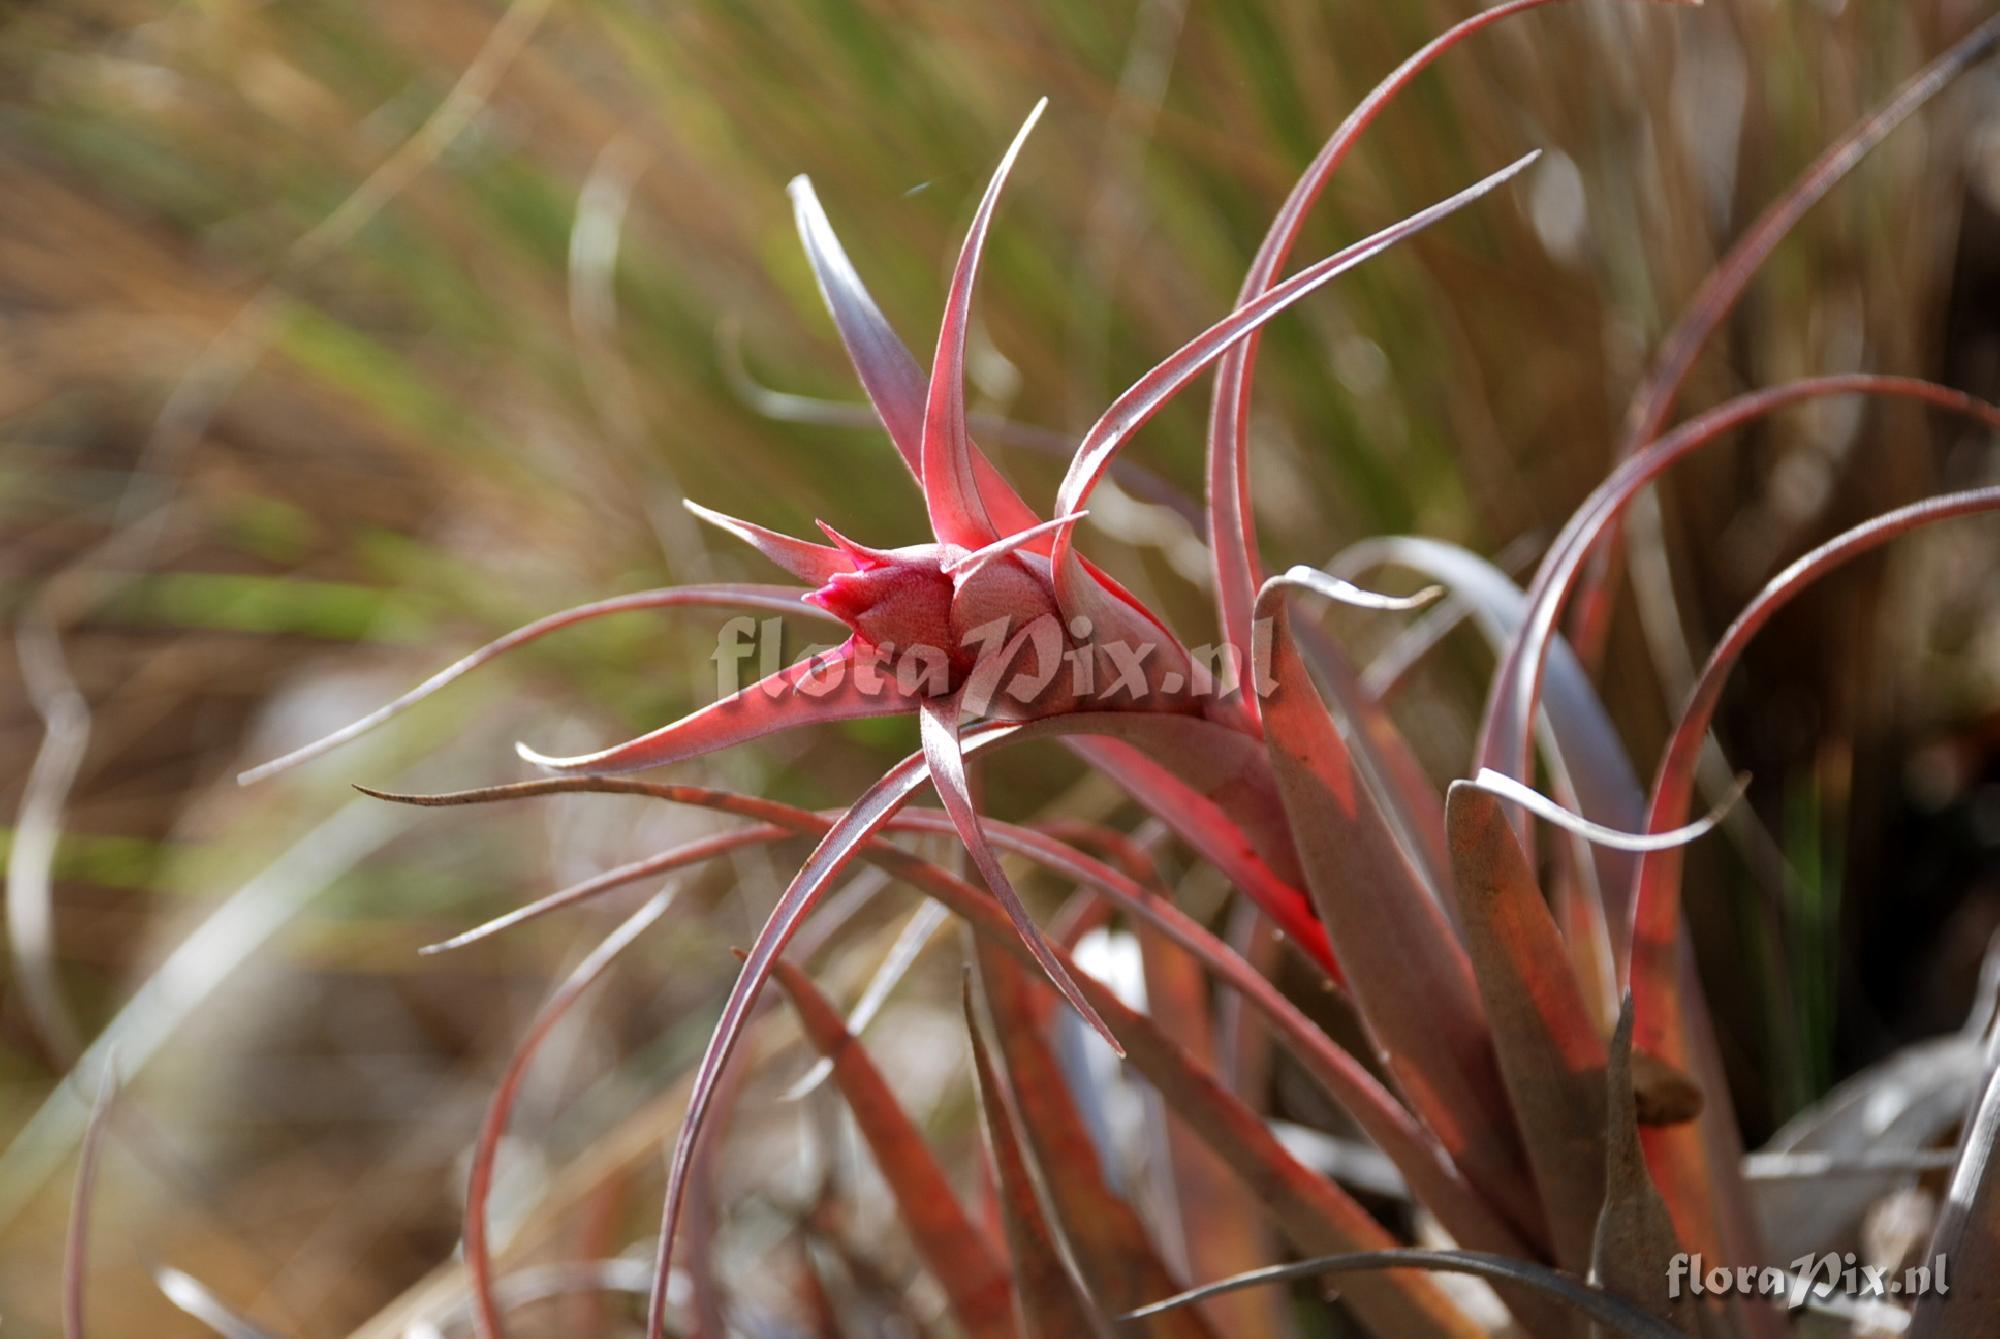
[3,0,1999,1332]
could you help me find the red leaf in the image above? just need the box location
[787,176,1046,542]
[684,501,853,583]
[769,958,1017,1339]
[368,775,1523,1274]
[1206,0,1596,713]
[1481,376,2000,794]
[961,975,1108,1339]
[515,638,920,775]
[1255,579,1542,1245]
[1049,150,1538,622]
[1569,13,2000,658]
[1446,783,1608,1275]
[919,101,1045,549]
[237,584,829,785]
[1627,487,2000,1310]
[972,940,1216,1339]
[918,695,1118,1051]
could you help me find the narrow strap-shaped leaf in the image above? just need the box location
[1126,1249,1689,1339]
[1272,565,1439,612]
[919,101,1045,549]
[1592,999,1695,1336]
[1570,13,2000,657]
[413,824,786,954]
[973,941,1218,1339]
[236,584,829,784]
[1339,534,1647,964]
[1063,736,1336,973]
[683,500,853,584]
[464,771,1474,1334]
[1290,612,1455,909]
[1467,770,1741,854]
[380,773,1519,1267]
[1206,0,1592,702]
[922,811,1521,1258]
[1136,921,1286,1339]
[918,695,1119,1051]
[786,176,1046,542]
[632,717,1246,1334]
[1049,151,1538,617]
[1065,963,1486,1338]
[768,957,1017,1339]
[1630,488,2000,1065]
[941,513,1087,577]
[1481,375,2000,791]
[1907,1059,2000,1337]
[787,173,932,470]
[784,898,951,1101]
[465,892,675,1339]
[961,976,1109,1339]
[1256,577,1541,1244]
[1626,489,2000,1310]
[516,638,919,775]
[372,774,1523,1304]
[641,744,946,1338]
[1447,782,1608,1277]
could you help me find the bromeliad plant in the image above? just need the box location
[240,3,2000,1336]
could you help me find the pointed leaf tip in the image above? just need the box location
[235,584,826,785]
[684,499,852,584]
[940,512,1087,577]
[1274,565,1446,613]
[919,99,1049,549]
[1465,768,1745,852]
[919,698,1124,1057]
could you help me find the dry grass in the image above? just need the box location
[3,1,1999,1333]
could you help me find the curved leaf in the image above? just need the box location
[1049,151,1540,617]
[786,176,1046,541]
[516,638,921,775]
[683,500,852,583]
[368,775,1524,1283]
[1569,14,2000,663]
[1626,488,2000,1298]
[1629,488,2000,1064]
[237,584,829,785]
[1482,376,2000,789]
[465,892,674,1339]
[919,695,1118,1050]
[920,101,1045,548]
[1255,577,1541,1243]
[1467,769,1742,854]
[412,824,785,954]
[1447,782,1607,1275]
[1126,1249,1688,1339]
[1206,0,1596,699]
[769,958,1016,1339]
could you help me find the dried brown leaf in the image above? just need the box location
[767,957,1016,1339]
